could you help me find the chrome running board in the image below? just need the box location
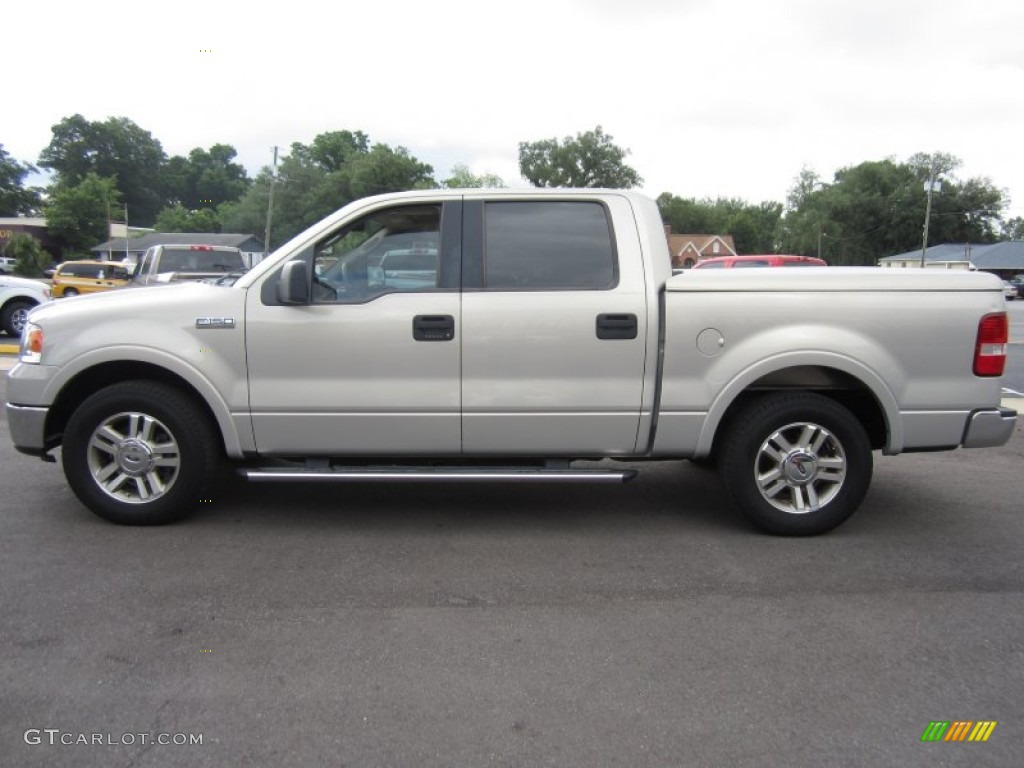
[241,465,636,484]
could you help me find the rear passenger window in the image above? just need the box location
[733,260,771,268]
[483,202,616,290]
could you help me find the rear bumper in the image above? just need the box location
[5,403,50,457]
[962,407,1017,448]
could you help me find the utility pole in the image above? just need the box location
[919,162,941,268]
[264,146,279,258]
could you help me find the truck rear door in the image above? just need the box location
[460,196,648,455]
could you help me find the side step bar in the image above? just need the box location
[241,465,636,484]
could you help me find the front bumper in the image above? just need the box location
[5,403,50,457]
[962,407,1017,448]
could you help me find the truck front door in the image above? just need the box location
[245,201,462,456]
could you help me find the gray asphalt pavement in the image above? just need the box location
[1,371,1023,767]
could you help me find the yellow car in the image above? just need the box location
[51,260,131,298]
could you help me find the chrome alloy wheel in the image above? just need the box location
[86,412,181,504]
[754,421,846,514]
[11,305,31,334]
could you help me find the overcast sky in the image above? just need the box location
[6,0,1024,218]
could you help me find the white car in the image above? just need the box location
[0,274,51,337]
[1003,281,1019,300]
[0,256,18,274]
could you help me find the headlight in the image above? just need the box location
[20,322,43,364]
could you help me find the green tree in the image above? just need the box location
[163,144,250,210]
[154,204,221,233]
[657,194,782,254]
[3,232,48,276]
[39,114,166,225]
[44,173,122,256]
[519,126,643,188]
[777,154,1006,265]
[0,145,41,215]
[223,130,437,249]
[443,163,505,188]
[1001,216,1024,240]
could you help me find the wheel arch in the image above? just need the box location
[43,360,241,457]
[698,355,901,458]
[1,295,40,332]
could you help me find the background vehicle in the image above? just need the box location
[0,274,50,336]
[51,260,130,298]
[692,254,827,269]
[133,244,246,286]
[0,256,17,274]
[1002,280,1019,300]
[6,190,1015,536]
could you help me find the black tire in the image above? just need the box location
[1,299,35,337]
[62,381,221,525]
[718,392,873,536]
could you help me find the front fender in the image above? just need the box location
[32,345,248,457]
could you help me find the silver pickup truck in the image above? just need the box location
[5,189,1016,534]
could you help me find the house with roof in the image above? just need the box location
[664,227,737,269]
[91,232,264,268]
[878,241,1024,279]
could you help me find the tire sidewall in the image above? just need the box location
[720,393,873,536]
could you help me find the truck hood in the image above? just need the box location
[1,275,50,298]
[28,282,245,330]
[667,267,1005,292]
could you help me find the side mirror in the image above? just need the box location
[277,260,310,305]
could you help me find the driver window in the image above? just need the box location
[312,204,441,304]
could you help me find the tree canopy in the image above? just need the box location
[221,130,437,249]
[39,115,167,226]
[162,144,250,211]
[443,163,505,188]
[17,114,1021,261]
[0,145,41,216]
[43,173,122,256]
[519,126,642,189]
[658,194,783,255]
[776,154,1005,264]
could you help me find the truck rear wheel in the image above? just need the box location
[62,381,220,525]
[718,392,872,536]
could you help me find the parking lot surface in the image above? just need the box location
[2,368,1023,766]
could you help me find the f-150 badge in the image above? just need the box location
[195,317,236,329]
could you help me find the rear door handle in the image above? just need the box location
[413,314,455,342]
[596,313,638,340]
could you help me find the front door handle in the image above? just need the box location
[596,313,638,340]
[413,314,455,342]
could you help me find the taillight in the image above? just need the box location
[973,312,1008,376]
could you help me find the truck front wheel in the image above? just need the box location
[62,381,220,525]
[1,299,35,337]
[718,392,873,536]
